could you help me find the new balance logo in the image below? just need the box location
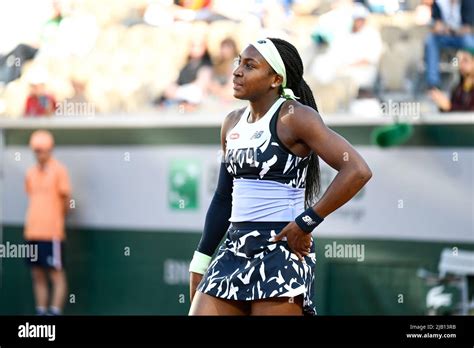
[250,130,264,140]
[302,215,316,226]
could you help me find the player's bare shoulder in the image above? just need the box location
[221,107,246,139]
[280,99,323,131]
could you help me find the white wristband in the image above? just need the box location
[189,251,212,274]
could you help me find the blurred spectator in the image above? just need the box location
[259,0,292,37]
[40,0,64,46]
[66,79,88,105]
[57,78,94,116]
[175,0,212,10]
[43,0,63,29]
[424,0,474,90]
[208,38,238,102]
[122,4,148,27]
[311,0,354,47]
[155,39,213,109]
[365,0,400,14]
[173,0,217,22]
[25,130,71,316]
[0,44,38,83]
[415,0,435,25]
[143,0,227,26]
[24,70,57,117]
[309,3,383,96]
[1,1,63,86]
[429,48,474,111]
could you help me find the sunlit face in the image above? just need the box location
[72,80,86,93]
[352,18,366,33]
[189,41,207,59]
[30,83,45,96]
[232,45,282,101]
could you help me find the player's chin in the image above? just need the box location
[232,88,249,100]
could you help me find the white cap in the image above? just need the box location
[27,68,48,85]
[352,3,369,20]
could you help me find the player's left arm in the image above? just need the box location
[272,103,372,260]
[289,104,372,218]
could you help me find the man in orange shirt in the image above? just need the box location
[25,130,71,315]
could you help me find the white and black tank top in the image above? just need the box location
[224,97,310,222]
[224,97,310,189]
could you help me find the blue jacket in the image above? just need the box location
[432,0,474,26]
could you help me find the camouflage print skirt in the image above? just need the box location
[197,221,317,315]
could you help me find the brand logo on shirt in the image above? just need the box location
[250,130,264,140]
[230,132,240,140]
[302,215,316,226]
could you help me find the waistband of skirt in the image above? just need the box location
[230,221,290,230]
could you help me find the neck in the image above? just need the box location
[38,157,51,170]
[248,93,280,123]
[462,73,474,88]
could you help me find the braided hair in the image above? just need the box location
[268,37,321,208]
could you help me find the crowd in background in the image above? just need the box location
[0,0,472,118]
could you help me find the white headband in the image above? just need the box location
[246,39,299,100]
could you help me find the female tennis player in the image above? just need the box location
[188,38,372,316]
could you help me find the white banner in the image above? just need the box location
[3,145,473,243]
